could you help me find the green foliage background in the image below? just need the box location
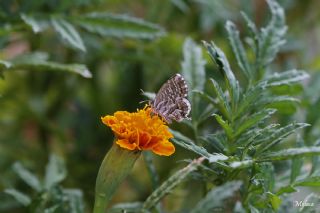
[1,0,320,212]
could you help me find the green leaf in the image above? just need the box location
[74,12,165,39]
[142,157,204,211]
[225,21,252,79]
[44,154,67,189]
[229,160,254,169]
[256,0,287,69]
[51,17,86,52]
[256,123,309,154]
[290,135,304,183]
[21,14,50,33]
[266,192,282,210]
[258,146,320,161]
[182,38,206,92]
[63,189,84,213]
[209,78,231,121]
[190,181,242,213]
[181,38,206,120]
[143,152,159,190]
[212,113,233,140]
[276,185,297,196]
[235,81,267,119]
[265,70,309,88]
[310,139,320,175]
[12,162,42,192]
[203,41,240,109]
[109,202,143,213]
[235,108,276,138]
[8,53,92,78]
[294,176,320,187]
[4,189,31,206]
[171,129,211,158]
[0,60,12,69]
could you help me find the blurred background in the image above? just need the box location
[1,0,320,212]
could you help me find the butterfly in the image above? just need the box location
[150,73,191,124]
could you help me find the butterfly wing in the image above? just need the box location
[151,73,191,123]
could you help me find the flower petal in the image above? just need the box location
[152,141,175,156]
[116,139,137,150]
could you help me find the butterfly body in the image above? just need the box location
[150,73,191,123]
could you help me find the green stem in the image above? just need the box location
[93,142,141,213]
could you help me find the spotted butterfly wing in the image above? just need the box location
[150,73,191,123]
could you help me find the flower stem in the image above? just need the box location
[93,142,141,213]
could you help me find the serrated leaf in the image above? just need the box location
[171,129,211,158]
[203,41,240,109]
[265,70,309,88]
[235,81,267,119]
[226,21,252,79]
[209,78,231,121]
[4,189,31,206]
[74,12,165,39]
[51,17,86,52]
[258,146,320,161]
[12,162,42,192]
[256,123,309,154]
[235,108,276,138]
[44,154,67,189]
[190,181,242,213]
[200,132,227,153]
[256,0,287,69]
[142,157,204,211]
[212,113,233,140]
[109,202,143,213]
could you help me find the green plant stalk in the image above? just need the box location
[93,142,141,213]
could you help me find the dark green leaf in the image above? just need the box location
[190,181,242,213]
[212,113,233,140]
[142,157,204,211]
[208,78,231,121]
[143,152,159,190]
[226,21,252,79]
[203,41,240,109]
[171,129,211,158]
[235,108,276,138]
[256,123,309,153]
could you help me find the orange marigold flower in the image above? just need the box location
[101,106,175,156]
